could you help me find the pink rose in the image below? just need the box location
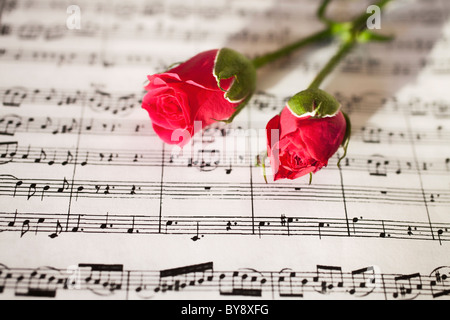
[142,49,255,146]
[266,89,348,181]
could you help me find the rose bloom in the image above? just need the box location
[142,49,238,146]
[266,106,347,181]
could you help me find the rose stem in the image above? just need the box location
[308,0,392,89]
[308,41,355,90]
[251,29,333,69]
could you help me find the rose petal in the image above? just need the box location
[168,50,222,91]
[298,111,346,163]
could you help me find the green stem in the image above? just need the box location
[251,29,332,69]
[308,0,392,89]
[251,0,392,71]
[308,40,355,89]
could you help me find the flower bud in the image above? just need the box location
[142,48,256,146]
[266,88,350,181]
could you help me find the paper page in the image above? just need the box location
[0,0,449,300]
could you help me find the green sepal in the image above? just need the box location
[337,111,351,167]
[357,30,394,43]
[213,48,256,103]
[308,172,313,185]
[255,153,268,184]
[287,88,340,118]
[262,158,268,184]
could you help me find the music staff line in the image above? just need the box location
[1,210,449,243]
[2,86,450,120]
[1,143,449,177]
[5,0,444,21]
[0,23,294,46]
[0,261,449,299]
[0,175,448,206]
[2,45,450,76]
[1,3,445,43]
[2,113,450,145]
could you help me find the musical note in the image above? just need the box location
[257,221,269,238]
[80,152,89,166]
[34,218,45,235]
[278,269,307,298]
[318,222,330,240]
[78,263,124,295]
[47,151,56,166]
[75,185,84,200]
[127,216,138,234]
[437,228,447,246]
[21,146,30,159]
[313,265,344,295]
[0,141,18,164]
[379,220,390,238]
[0,259,447,299]
[48,220,63,239]
[156,262,213,293]
[429,267,450,298]
[361,127,382,144]
[164,220,177,234]
[40,117,52,130]
[191,222,203,241]
[219,269,265,297]
[20,219,30,238]
[0,114,22,136]
[194,149,220,171]
[88,89,112,112]
[71,215,83,233]
[392,273,423,300]
[61,151,73,166]
[280,214,292,236]
[27,183,36,200]
[100,212,112,230]
[349,266,378,297]
[8,210,18,227]
[40,184,50,200]
[57,178,70,193]
[114,94,136,115]
[367,155,389,176]
[2,87,27,107]
[14,267,60,298]
[34,149,47,163]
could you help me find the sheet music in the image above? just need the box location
[0,0,449,300]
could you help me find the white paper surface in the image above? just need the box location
[0,0,449,300]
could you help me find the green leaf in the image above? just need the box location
[214,48,256,103]
[287,88,340,118]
